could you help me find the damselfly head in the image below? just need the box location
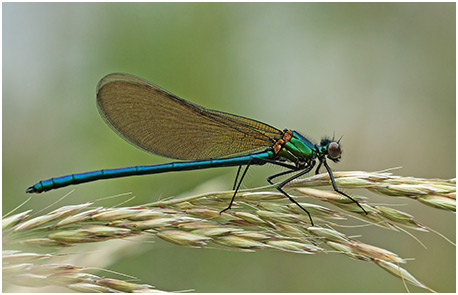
[327,141,342,161]
[320,138,342,162]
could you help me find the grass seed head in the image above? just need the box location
[307,227,350,243]
[68,282,116,293]
[56,207,103,226]
[233,211,271,226]
[20,238,70,248]
[350,242,406,263]
[326,241,368,261]
[192,227,243,237]
[267,240,322,254]
[4,171,453,292]
[2,263,33,275]
[417,195,456,211]
[375,205,426,230]
[240,192,285,201]
[92,207,145,221]
[3,252,51,264]
[214,236,266,249]
[157,230,211,247]
[374,258,429,290]
[2,210,32,230]
[46,272,100,286]
[7,273,49,287]
[96,278,155,292]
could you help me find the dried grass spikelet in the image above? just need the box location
[3,171,454,292]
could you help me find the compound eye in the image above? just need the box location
[327,142,341,160]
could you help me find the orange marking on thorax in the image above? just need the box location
[283,129,292,141]
[273,129,293,154]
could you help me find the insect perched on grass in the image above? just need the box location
[27,73,366,225]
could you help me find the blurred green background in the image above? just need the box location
[3,3,455,292]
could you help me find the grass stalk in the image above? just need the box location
[3,171,455,292]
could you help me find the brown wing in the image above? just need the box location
[96,73,282,160]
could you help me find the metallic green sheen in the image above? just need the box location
[278,131,316,164]
[289,135,315,157]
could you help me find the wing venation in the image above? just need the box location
[96,73,282,160]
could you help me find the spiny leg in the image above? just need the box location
[267,169,297,185]
[322,159,368,215]
[233,165,243,190]
[252,157,316,225]
[250,157,300,188]
[315,161,322,175]
[275,164,316,226]
[220,162,251,214]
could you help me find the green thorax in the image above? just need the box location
[277,130,317,167]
